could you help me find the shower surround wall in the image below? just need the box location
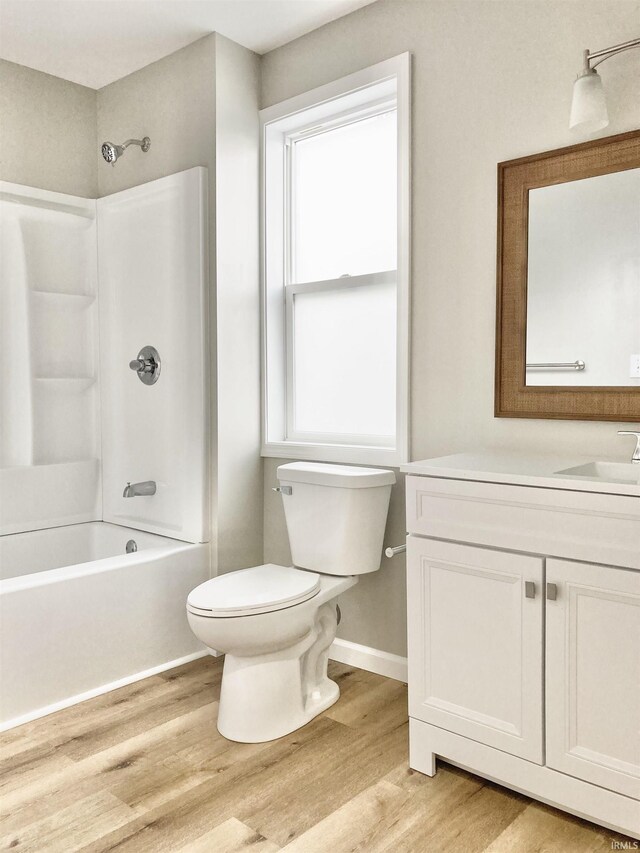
[98,169,209,542]
[0,183,101,534]
[0,168,209,543]
[97,167,209,542]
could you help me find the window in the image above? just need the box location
[261,54,410,465]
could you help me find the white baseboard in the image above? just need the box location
[2,642,405,732]
[329,638,408,683]
[0,650,208,732]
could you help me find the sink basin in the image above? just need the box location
[555,461,640,485]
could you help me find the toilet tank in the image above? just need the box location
[277,462,395,576]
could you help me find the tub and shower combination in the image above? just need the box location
[0,523,209,730]
[0,169,211,730]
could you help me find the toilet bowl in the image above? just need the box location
[187,564,357,742]
[187,462,395,743]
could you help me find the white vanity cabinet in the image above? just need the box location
[403,455,640,839]
[545,559,640,802]
[407,538,544,764]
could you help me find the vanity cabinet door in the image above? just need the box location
[407,537,544,763]
[545,559,640,800]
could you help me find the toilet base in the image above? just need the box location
[217,602,340,743]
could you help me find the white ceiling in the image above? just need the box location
[0,0,376,89]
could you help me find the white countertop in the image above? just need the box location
[401,451,640,498]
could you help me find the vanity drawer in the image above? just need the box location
[406,475,640,569]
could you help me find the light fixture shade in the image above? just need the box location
[569,71,609,133]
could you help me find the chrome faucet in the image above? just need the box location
[618,431,640,464]
[123,480,157,498]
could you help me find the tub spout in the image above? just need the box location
[123,480,156,498]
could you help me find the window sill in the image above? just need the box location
[261,440,405,467]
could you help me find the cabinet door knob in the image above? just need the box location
[546,582,558,601]
[524,581,536,599]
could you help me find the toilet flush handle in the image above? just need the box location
[272,486,292,495]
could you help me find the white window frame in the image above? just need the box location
[260,53,411,466]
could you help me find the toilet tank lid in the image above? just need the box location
[277,462,396,489]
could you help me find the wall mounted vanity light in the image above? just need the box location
[569,37,640,134]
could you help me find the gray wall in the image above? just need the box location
[3,2,639,656]
[0,59,97,197]
[261,0,640,657]
[213,35,263,573]
[97,33,263,574]
[95,35,216,198]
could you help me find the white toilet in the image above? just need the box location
[187,462,395,743]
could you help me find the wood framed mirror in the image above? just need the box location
[495,130,640,422]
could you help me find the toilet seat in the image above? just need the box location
[186,563,321,618]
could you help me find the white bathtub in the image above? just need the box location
[0,522,210,729]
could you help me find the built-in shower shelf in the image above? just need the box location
[34,377,96,392]
[31,290,95,307]
[2,180,100,527]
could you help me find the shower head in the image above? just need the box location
[101,136,151,166]
[101,141,124,164]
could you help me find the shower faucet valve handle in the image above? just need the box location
[128,346,161,385]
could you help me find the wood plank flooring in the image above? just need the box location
[0,657,628,852]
